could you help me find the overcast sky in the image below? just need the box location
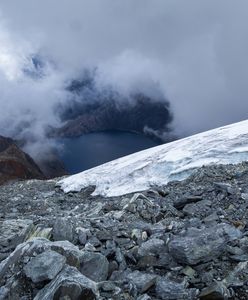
[0,0,247,153]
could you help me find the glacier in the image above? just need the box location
[58,119,248,197]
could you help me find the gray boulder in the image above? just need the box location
[127,270,157,293]
[34,265,97,300]
[0,219,33,257]
[156,277,198,300]
[80,251,109,282]
[53,217,74,242]
[138,238,165,257]
[50,240,82,268]
[168,224,242,265]
[199,282,230,299]
[24,250,66,283]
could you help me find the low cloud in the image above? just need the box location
[0,0,247,157]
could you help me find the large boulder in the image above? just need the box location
[156,277,198,300]
[80,251,109,282]
[127,270,157,293]
[34,265,97,300]
[168,224,242,265]
[0,219,33,260]
[24,250,66,283]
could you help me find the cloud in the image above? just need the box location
[0,0,247,152]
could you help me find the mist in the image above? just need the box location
[0,0,248,158]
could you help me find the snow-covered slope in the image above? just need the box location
[58,119,248,197]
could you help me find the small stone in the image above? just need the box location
[77,227,90,245]
[142,231,148,241]
[24,250,66,283]
[181,266,196,278]
[84,242,96,251]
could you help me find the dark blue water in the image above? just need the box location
[59,131,159,174]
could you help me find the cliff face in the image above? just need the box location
[52,77,173,141]
[0,136,44,184]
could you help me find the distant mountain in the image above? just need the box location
[0,136,44,184]
[52,73,173,141]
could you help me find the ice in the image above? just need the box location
[58,119,248,197]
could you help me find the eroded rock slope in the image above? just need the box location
[1,163,248,299]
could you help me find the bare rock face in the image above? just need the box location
[53,93,173,141]
[0,135,44,184]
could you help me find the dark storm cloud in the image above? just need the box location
[0,0,247,155]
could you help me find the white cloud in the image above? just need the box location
[0,0,247,150]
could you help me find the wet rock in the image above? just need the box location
[168,224,242,265]
[34,265,97,300]
[80,251,109,282]
[24,250,66,283]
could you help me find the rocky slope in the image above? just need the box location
[1,162,248,299]
[0,136,44,184]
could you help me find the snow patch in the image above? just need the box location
[57,119,248,197]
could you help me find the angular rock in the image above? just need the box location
[0,238,82,283]
[80,251,109,282]
[0,219,33,255]
[34,265,97,300]
[52,217,74,242]
[24,250,66,283]
[168,224,242,265]
[50,240,82,268]
[199,282,230,300]
[182,200,212,217]
[127,270,157,293]
[27,226,53,241]
[138,238,165,257]
[156,277,198,300]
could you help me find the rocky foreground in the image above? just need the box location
[1,163,248,299]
